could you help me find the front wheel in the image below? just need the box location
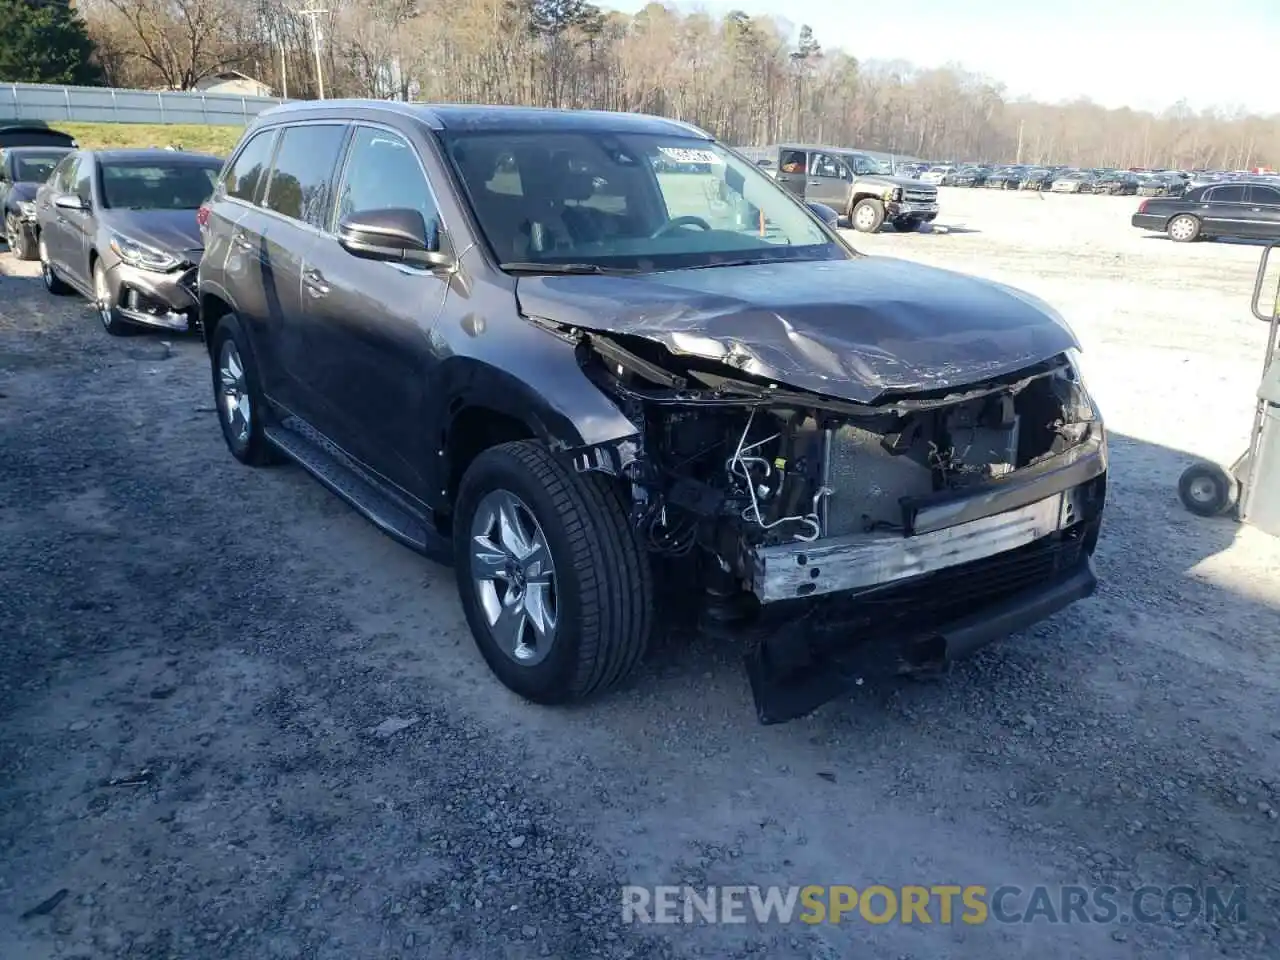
[850,198,886,233]
[38,236,72,295]
[5,214,35,260]
[454,440,653,705]
[94,259,133,336]
[1167,214,1200,243]
[1177,461,1238,517]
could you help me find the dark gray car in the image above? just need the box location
[1,146,72,259]
[198,101,1107,724]
[34,148,221,335]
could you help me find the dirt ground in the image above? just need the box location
[2,187,1279,960]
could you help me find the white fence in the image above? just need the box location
[0,83,289,127]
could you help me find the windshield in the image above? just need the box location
[441,132,846,272]
[12,151,67,182]
[99,160,220,210]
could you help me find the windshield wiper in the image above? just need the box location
[500,261,639,275]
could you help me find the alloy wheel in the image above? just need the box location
[469,489,558,666]
[855,205,877,230]
[38,239,53,287]
[218,339,252,448]
[94,265,113,328]
[1169,217,1195,241]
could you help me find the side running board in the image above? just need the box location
[265,415,452,564]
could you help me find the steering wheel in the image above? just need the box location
[650,215,712,239]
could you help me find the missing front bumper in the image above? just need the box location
[745,547,1098,724]
[750,488,1079,604]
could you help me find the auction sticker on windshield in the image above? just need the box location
[659,147,723,165]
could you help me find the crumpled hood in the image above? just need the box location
[100,209,203,262]
[516,257,1079,404]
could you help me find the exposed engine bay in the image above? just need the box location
[570,330,1103,604]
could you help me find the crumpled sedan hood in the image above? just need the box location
[100,209,203,263]
[515,257,1079,404]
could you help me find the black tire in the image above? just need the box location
[1167,214,1201,243]
[209,313,282,466]
[5,213,35,260]
[37,234,72,295]
[93,258,134,337]
[453,440,653,705]
[1177,461,1238,517]
[893,216,923,233]
[850,198,886,233]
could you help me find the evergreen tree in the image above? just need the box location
[0,0,106,86]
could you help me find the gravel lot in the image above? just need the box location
[2,186,1279,959]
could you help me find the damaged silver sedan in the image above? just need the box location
[199,101,1106,723]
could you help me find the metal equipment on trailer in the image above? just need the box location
[1177,241,1280,536]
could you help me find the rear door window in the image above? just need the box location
[262,123,348,229]
[223,129,277,204]
[1208,185,1246,203]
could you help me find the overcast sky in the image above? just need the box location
[600,0,1279,115]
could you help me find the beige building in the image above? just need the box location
[194,72,274,98]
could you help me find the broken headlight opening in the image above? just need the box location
[566,328,1106,721]
[17,200,37,222]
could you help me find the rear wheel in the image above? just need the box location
[851,198,885,233]
[1178,461,1237,517]
[210,313,281,466]
[454,440,653,705]
[38,236,71,295]
[1167,214,1200,243]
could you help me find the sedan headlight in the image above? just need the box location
[17,200,36,220]
[109,233,180,272]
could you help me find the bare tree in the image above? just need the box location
[78,0,1280,168]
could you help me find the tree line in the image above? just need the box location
[4,0,1276,170]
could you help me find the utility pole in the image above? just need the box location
[1015,119,1024,164]
[279,40,288,99]
[298,7,328,100]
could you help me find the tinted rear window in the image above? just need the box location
[262,124,348,228]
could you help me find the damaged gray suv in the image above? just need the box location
[198,101,1107,723]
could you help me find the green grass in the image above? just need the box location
[58,122,244,156]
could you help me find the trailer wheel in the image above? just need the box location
[1177,461,1238,517]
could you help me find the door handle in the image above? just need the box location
[807,180,822,185]
[231,231,254,252]
[303,268,329,298]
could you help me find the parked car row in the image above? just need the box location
[895,161,1280,210]
[1,107,1108,725]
